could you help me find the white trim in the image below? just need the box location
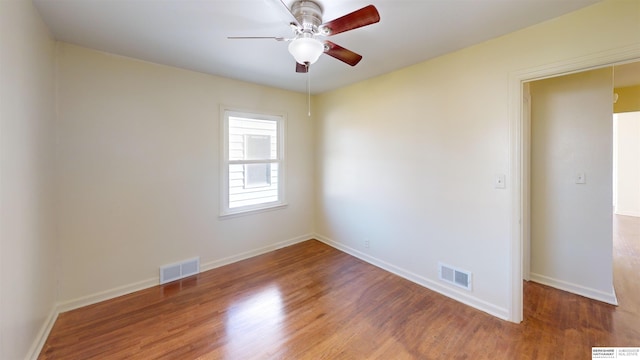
[508,44,640,323]
[25,307,59,360]
[56,277,158,313]
[219,106,287,217]
[31,233,314,358]
[218,203,289,220]
[522,82,531,283]
[56,234,313,313]
[529,273,618,305]
[615,209,640,218]
[219,201,289,218]
[314,233,510,321]
[200,233,312,272]
[508,69,525,324]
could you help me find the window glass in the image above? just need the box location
[222,110,285,216]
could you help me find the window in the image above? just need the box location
[221,109,285,216]
[244,135,272,188]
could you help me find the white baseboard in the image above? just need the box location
[26,306,58,360]
[314,233,510,321]
[57,233,313,314]
[31,233,314,359]
[200,233,313,272]
[615,209,640,218]
[530,272,618,305]
[56,277,159,313]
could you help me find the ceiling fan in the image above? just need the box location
[228,0,380,73]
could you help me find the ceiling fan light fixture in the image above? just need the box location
[288,37,324,65]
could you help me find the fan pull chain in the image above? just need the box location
[307,65,311,117]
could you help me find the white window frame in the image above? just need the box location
[220,107,286,217]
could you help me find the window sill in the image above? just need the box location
[219,203,288,220]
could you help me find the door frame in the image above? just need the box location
[508,44,640,323]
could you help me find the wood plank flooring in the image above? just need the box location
[39,216,639,359]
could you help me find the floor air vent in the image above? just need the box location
[160,257,200,284]
[438,263,472,291]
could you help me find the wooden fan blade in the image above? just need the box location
[324,41,362,66]
[320,5,380,36]
[296,62,309,73]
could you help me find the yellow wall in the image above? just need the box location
[6,0,640,355]
[315,0,640,321]
[56,43,316,306]
[614,85,640,113]
[0,1,57,359]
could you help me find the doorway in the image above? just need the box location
[508,49,640,323]
[526,67,617,304]
[519,60,640,316]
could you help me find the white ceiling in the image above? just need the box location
[34,0,603,94]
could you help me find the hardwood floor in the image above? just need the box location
[39,216,639,359]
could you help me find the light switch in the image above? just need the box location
[576,173,586,184]
[495,174,506,189]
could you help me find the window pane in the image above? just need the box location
[228,117,277,161]
[229,163,279,209]
[244,163,271,188]
[223,111,283,215]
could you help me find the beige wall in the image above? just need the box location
[530,68,616,303]
[315,0,640,320]
[4,0,640,354]
[614,85,640,113]
[615,112,640,217]
[55,43,315,306]
[0,1,57,359]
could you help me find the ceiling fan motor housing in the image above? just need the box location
[291,1,323,33]
[228,1,379,71]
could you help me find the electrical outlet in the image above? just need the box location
[364,240,370,249]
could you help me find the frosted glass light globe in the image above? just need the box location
[288,37,324,65]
